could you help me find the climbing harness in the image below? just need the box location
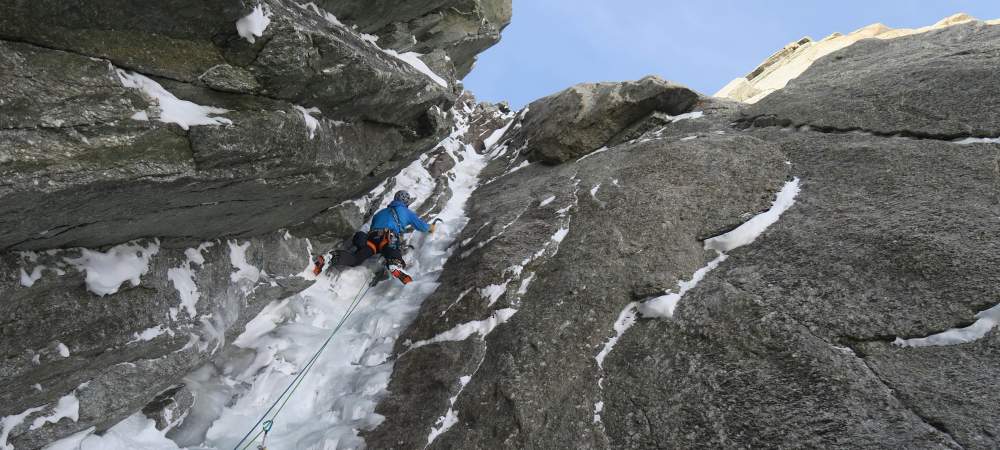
[232,271,376,450]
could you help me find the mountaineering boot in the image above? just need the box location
[388,264,413,285]
[312,254,325,275]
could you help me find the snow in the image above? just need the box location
[577,146,610,162]
[482,120,513,150]
[357,29,449,88]
[479,283,509,307]
[1,405,46,450]
[551,227,570,243]
[30,393,79,430]
[160,109,490,450]
[954,137,1000,145]
[381,50,449,88]
[236,4,271,44]
[426,374,473,445]
[43,414,180,450]
[680,135,698,141]
[894,302,1000,347]
[228,241,261,285]
[593,401,604,424]
[595,303,638,369]
[704,178,801,253]
[20,265,44,287]
[295,2,344,26]
[168,244,212,320]
[670,111,704,122]
[516,272,536,295]
[56,343,70,358]
[294,106,321,139]
[590,183,601,199]
[409,309,518,350]
[637,253,729,318]
[117,71,232,130]
[129,325,170,343]
[539,196,556,207]
[503,160,530,176]
[64,241,159,296]
[640,178,801,319]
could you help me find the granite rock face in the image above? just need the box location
[0,0,463,252]
[742,21,1000,138]
[367,20,1000,450]
[314,0,513,78]
[0,0,510,447]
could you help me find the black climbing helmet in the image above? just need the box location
[394,190,414,206]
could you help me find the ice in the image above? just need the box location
[894,303,1000,347]
[56,343,70,358]
[30,393,79,430]
[294,105,321,139]
[228,241,261,285]
[236,4,271,44]
[43,414,180,450]
[171,110,490,450]
[19,265,44,287]
[64,241,159,297]
[117,71,232,130]
[539,196,556,207]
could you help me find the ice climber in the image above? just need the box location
[313,190,436,284]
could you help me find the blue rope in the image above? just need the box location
[233,273,375,450]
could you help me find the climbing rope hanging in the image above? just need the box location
[232,272,376,450]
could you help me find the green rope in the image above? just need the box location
[233,273,376,450]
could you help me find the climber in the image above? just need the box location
[312,190,438,284]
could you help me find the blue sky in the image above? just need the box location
[463,1,1000,108]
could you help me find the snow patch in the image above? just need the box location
[168,243,212,320]
[705,178,801,253]
[117,71,232,130]
[43,413,180,450]
[30,393,79,430]
[595,303,638,369]
[426,374,473,446]
[294,105,321,139]
[638,253,729,318]
[954,137,1000,145]
[20,265,44,287]
[409,309,517,350]
[670,111,704,122]
[129,325,170,344]
[228,241,261,285]
[56,342,70,358]
[64,241,159,296]
[1,405,47,450]
[539,196,556,207]
[577,146,610,162]
[894,303,1000,347]
[236,4,271,44]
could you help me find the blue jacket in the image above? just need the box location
[370,200,430,234]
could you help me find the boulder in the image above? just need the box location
[506,76,701,164]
